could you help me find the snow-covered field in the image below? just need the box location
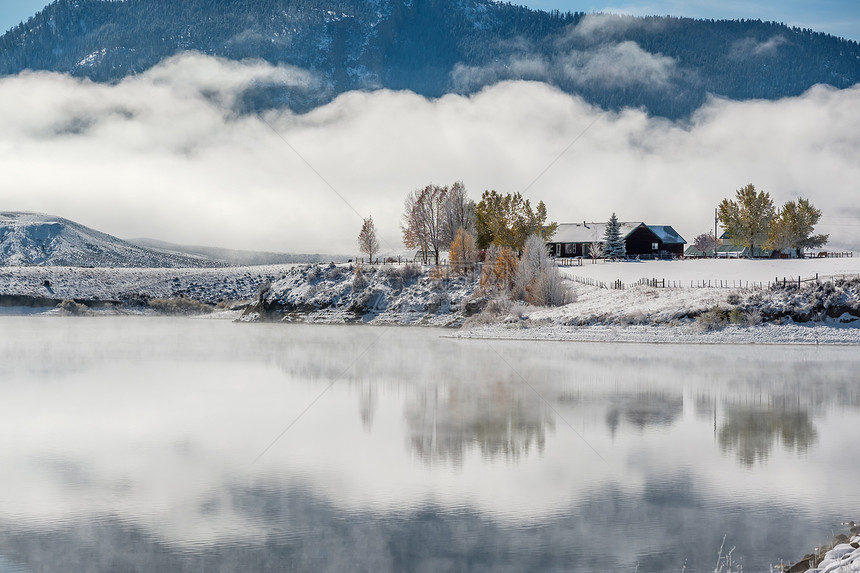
[0,265,296,306]
[559,255,860,286]
[454,255,860,345]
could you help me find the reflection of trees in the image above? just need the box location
[604,392,683,437]
[404,381,554,467]
[718,407,817,466]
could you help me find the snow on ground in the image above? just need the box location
[0,265,296,305]
[803,535,860,573]
[453,256,860,345]
[2,256,860,345]
[559,255,860,287]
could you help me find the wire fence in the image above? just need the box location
[566,273,860,290]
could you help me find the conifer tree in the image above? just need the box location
[602,213,626,259]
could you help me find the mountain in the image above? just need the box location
[0,212,221,267]
[1,0,858,118]
[129,238,348,266]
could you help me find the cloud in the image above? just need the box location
[564,13,646,42]
[561,41,677,89]
[1,53,858,254]
[730,35,789,58]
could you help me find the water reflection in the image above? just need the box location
[405,382,554,466]
[719,407,817,466]
[0,317,858,573]
[605,392,684,437]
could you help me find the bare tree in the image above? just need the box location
[693,232,718,258]
[401,184,449,265]
[441,181,477,245]
[358,216,380,262]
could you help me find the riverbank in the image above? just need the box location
[780,523,859,573]
[2,261,860,345]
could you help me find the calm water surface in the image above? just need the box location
[0,316,858,572]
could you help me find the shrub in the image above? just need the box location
[148,297,213,315]
[728,307,745,324]
[58,299,88,315]
[353,266,369,290]
[463,295,515,327]
[695,306,727,331]
[325,265,346,280]
[745,308,763,326]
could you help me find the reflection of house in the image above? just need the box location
[547,222,686,259]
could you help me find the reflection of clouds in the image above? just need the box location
[0,317,858,559]
[718,407,817,467]
[0,475,837,573]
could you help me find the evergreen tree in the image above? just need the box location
[602,213,626,259]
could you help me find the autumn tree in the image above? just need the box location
[718,183,775,257]
[357,216,380,262]
[475,190,557,252]
[602,213,626,259]
[449,228,478,275]
[479,245,519,294]
[767,198,828,257]
[401,184,449,265]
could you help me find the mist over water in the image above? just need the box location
[0,317,858,572]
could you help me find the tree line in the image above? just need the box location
[357,181,567,306]
[694,183,828,258]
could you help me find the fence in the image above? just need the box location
[566,273,860,291]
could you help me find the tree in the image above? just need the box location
[694,232,718,257]
[767,198,828,257]
[602,213,626,259]
[402,184,449,265]
[479,245,519,294]
[475,190,557,252]
[718,183,775,257]
[588,240,603,262]
[449,228,478,275]
[357,216,380,262]
[441,181,477,246]
[515,234,567,306]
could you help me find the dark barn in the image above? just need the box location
[548,222,686,260]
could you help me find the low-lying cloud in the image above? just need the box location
[730,35,789,58]
[2,52,858,254]
[561,41,677,88]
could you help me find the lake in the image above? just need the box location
[0,316,858,572]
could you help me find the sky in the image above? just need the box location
[2,0,859,41]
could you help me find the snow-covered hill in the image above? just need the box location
[0,212,220,268]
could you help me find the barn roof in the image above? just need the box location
[646,225,686,244]
[553,222,644,243]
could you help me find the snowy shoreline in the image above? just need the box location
[2,258,860,346]
[449,322,860,346]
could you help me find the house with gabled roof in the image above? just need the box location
[547,222,686,259]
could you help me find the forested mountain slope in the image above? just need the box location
[1,0,858,117]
